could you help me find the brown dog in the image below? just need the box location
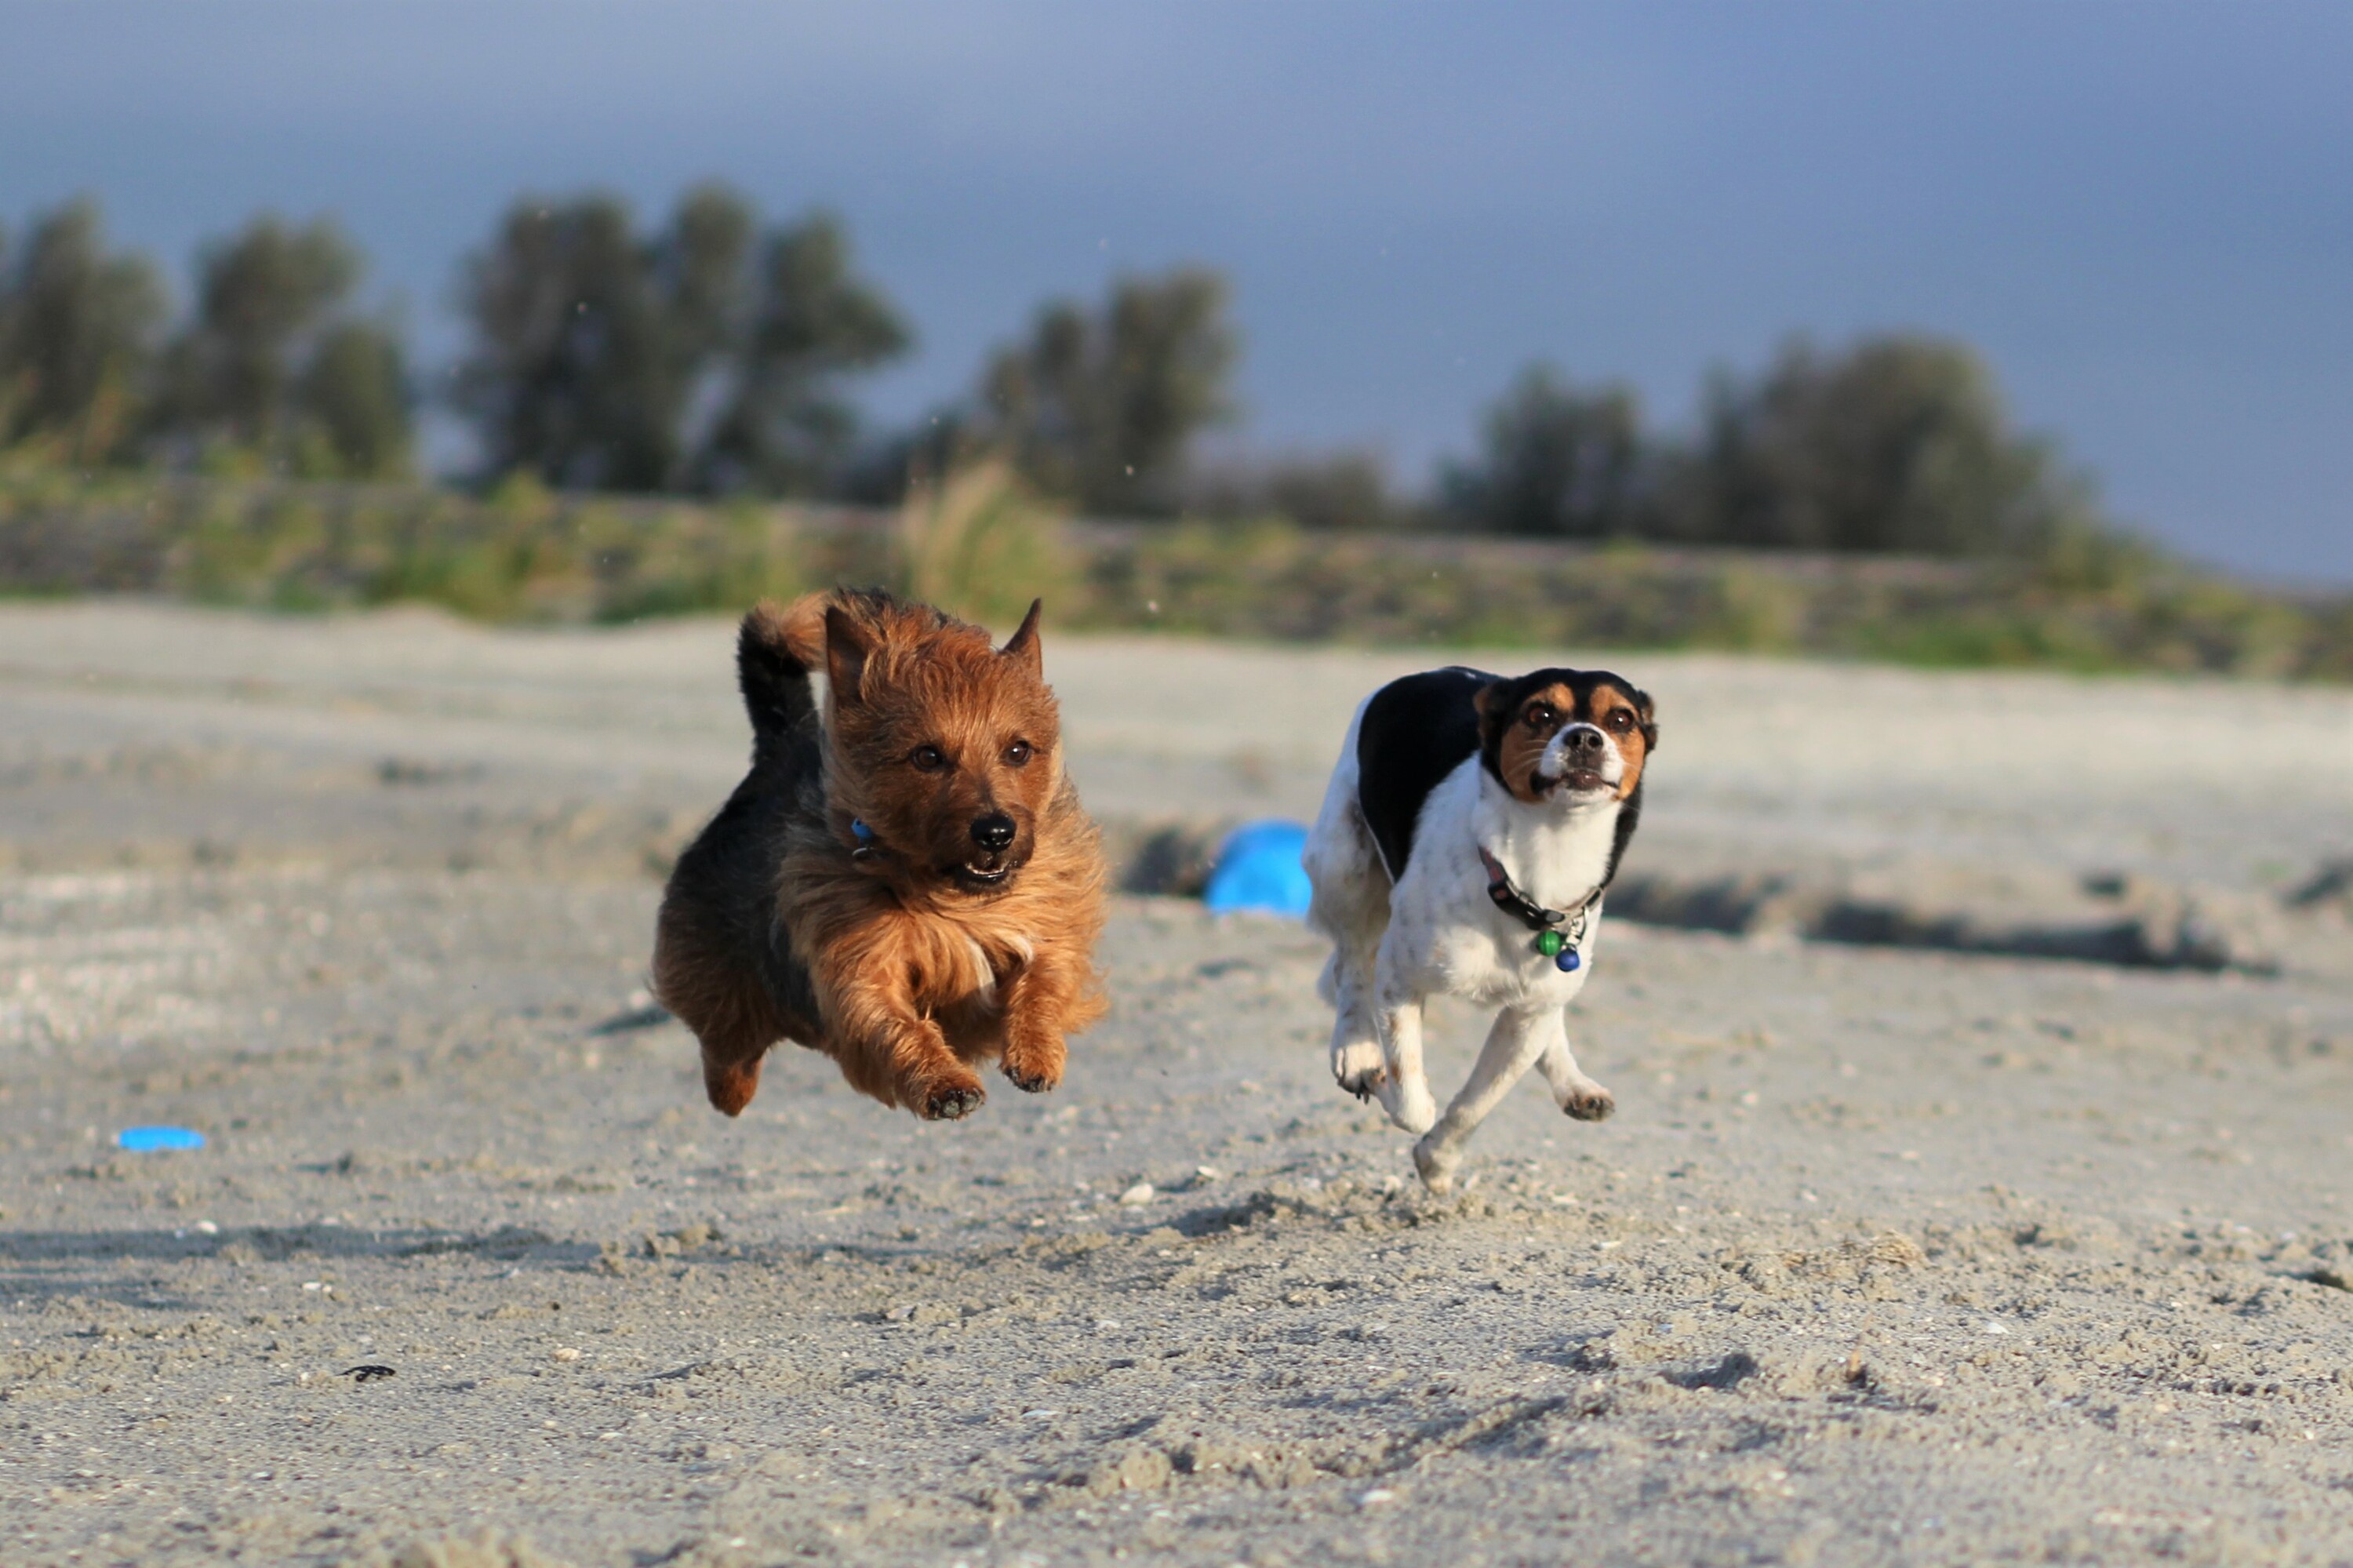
[652,589,1107,1120]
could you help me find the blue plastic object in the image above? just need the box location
[1203,820,1312,918]
[115,1125,206,1152]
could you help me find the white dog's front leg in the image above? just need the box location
[1536,1021,1616,1122]
[1373,966,1438,1136]
[1413,1004,1556,1192]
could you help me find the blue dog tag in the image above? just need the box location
[1555,949,1581,973]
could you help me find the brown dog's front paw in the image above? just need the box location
[999,1037,1065,1095]
[922,1079,987,1120]
[1002,1058,1058,1093]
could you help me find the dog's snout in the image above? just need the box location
[1566,726,1606,755]
[970,813,1017,852]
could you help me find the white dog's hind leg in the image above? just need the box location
[1304,742,1393,1104]
[1308,866,1389,1103]
[1536,1025,1616,1122]
[1413,1004,1557,1192]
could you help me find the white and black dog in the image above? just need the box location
[1304,664,1657,1191]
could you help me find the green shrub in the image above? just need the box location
[0,466,2343,681]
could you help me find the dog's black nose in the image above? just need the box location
[970,813,1017,852]
[1566,727,1606,755]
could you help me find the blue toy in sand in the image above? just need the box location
[1203,820,1313,918]
[116,1126,205,1151]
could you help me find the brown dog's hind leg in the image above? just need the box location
[676,999,776,1117]
[700,1036,769,1117]
[653,907,785,1117]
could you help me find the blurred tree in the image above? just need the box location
[1185,450,1413,531]
[0,197,165,464]
[155,213,411,477]
[1442,363,1649,538]
[834,406,978,505]
[160,216,354,449]
[1664,335,2092,555]
[981,267,1237,514]
[656,184,757,374]
[297,320,413,478]
[455,192,689,490]
[1261,451,1412,532]
[456,187,905,496]
[696,212,910,494]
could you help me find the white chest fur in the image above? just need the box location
[1379,758,1621,1006]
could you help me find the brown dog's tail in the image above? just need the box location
[736,595,828,759]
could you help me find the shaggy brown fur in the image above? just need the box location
[651,589,1107,1120]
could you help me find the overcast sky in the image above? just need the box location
[4,1,2348,580]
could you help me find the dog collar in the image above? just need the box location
[1478,846,1597,973]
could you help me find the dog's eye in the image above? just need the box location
[909,745,947,772]
[1524,704,1556,730]
[1608,710,1635,731]
[1002,740,1034,767]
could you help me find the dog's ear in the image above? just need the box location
[1632,686,1659,754]
[999,598,1044,677]
[824,603,875,706]
[1471,680,1507,733]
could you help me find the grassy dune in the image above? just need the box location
[4,466,2345,678]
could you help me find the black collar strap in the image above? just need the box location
[1479,846,1562,930]
[1478,846,1600,972]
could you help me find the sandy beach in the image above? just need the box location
[3,602,2351,1566]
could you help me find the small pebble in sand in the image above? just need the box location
[551,1347,580,1362]
[1118,1183,1155,1206]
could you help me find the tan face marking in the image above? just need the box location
[1496,682,1580,803]
[1587,684,1651,800]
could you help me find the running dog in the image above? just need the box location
[1304,664,1657,1191]
[653,589,1107,1121]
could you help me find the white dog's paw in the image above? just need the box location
[1412,1134,1459,1194]
[1559,1082,1616,1122]
[1331,1040,1387,1101]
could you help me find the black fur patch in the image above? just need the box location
[1355,667,1495,881]
[736,614,816,755]
[665,726,828,1037]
